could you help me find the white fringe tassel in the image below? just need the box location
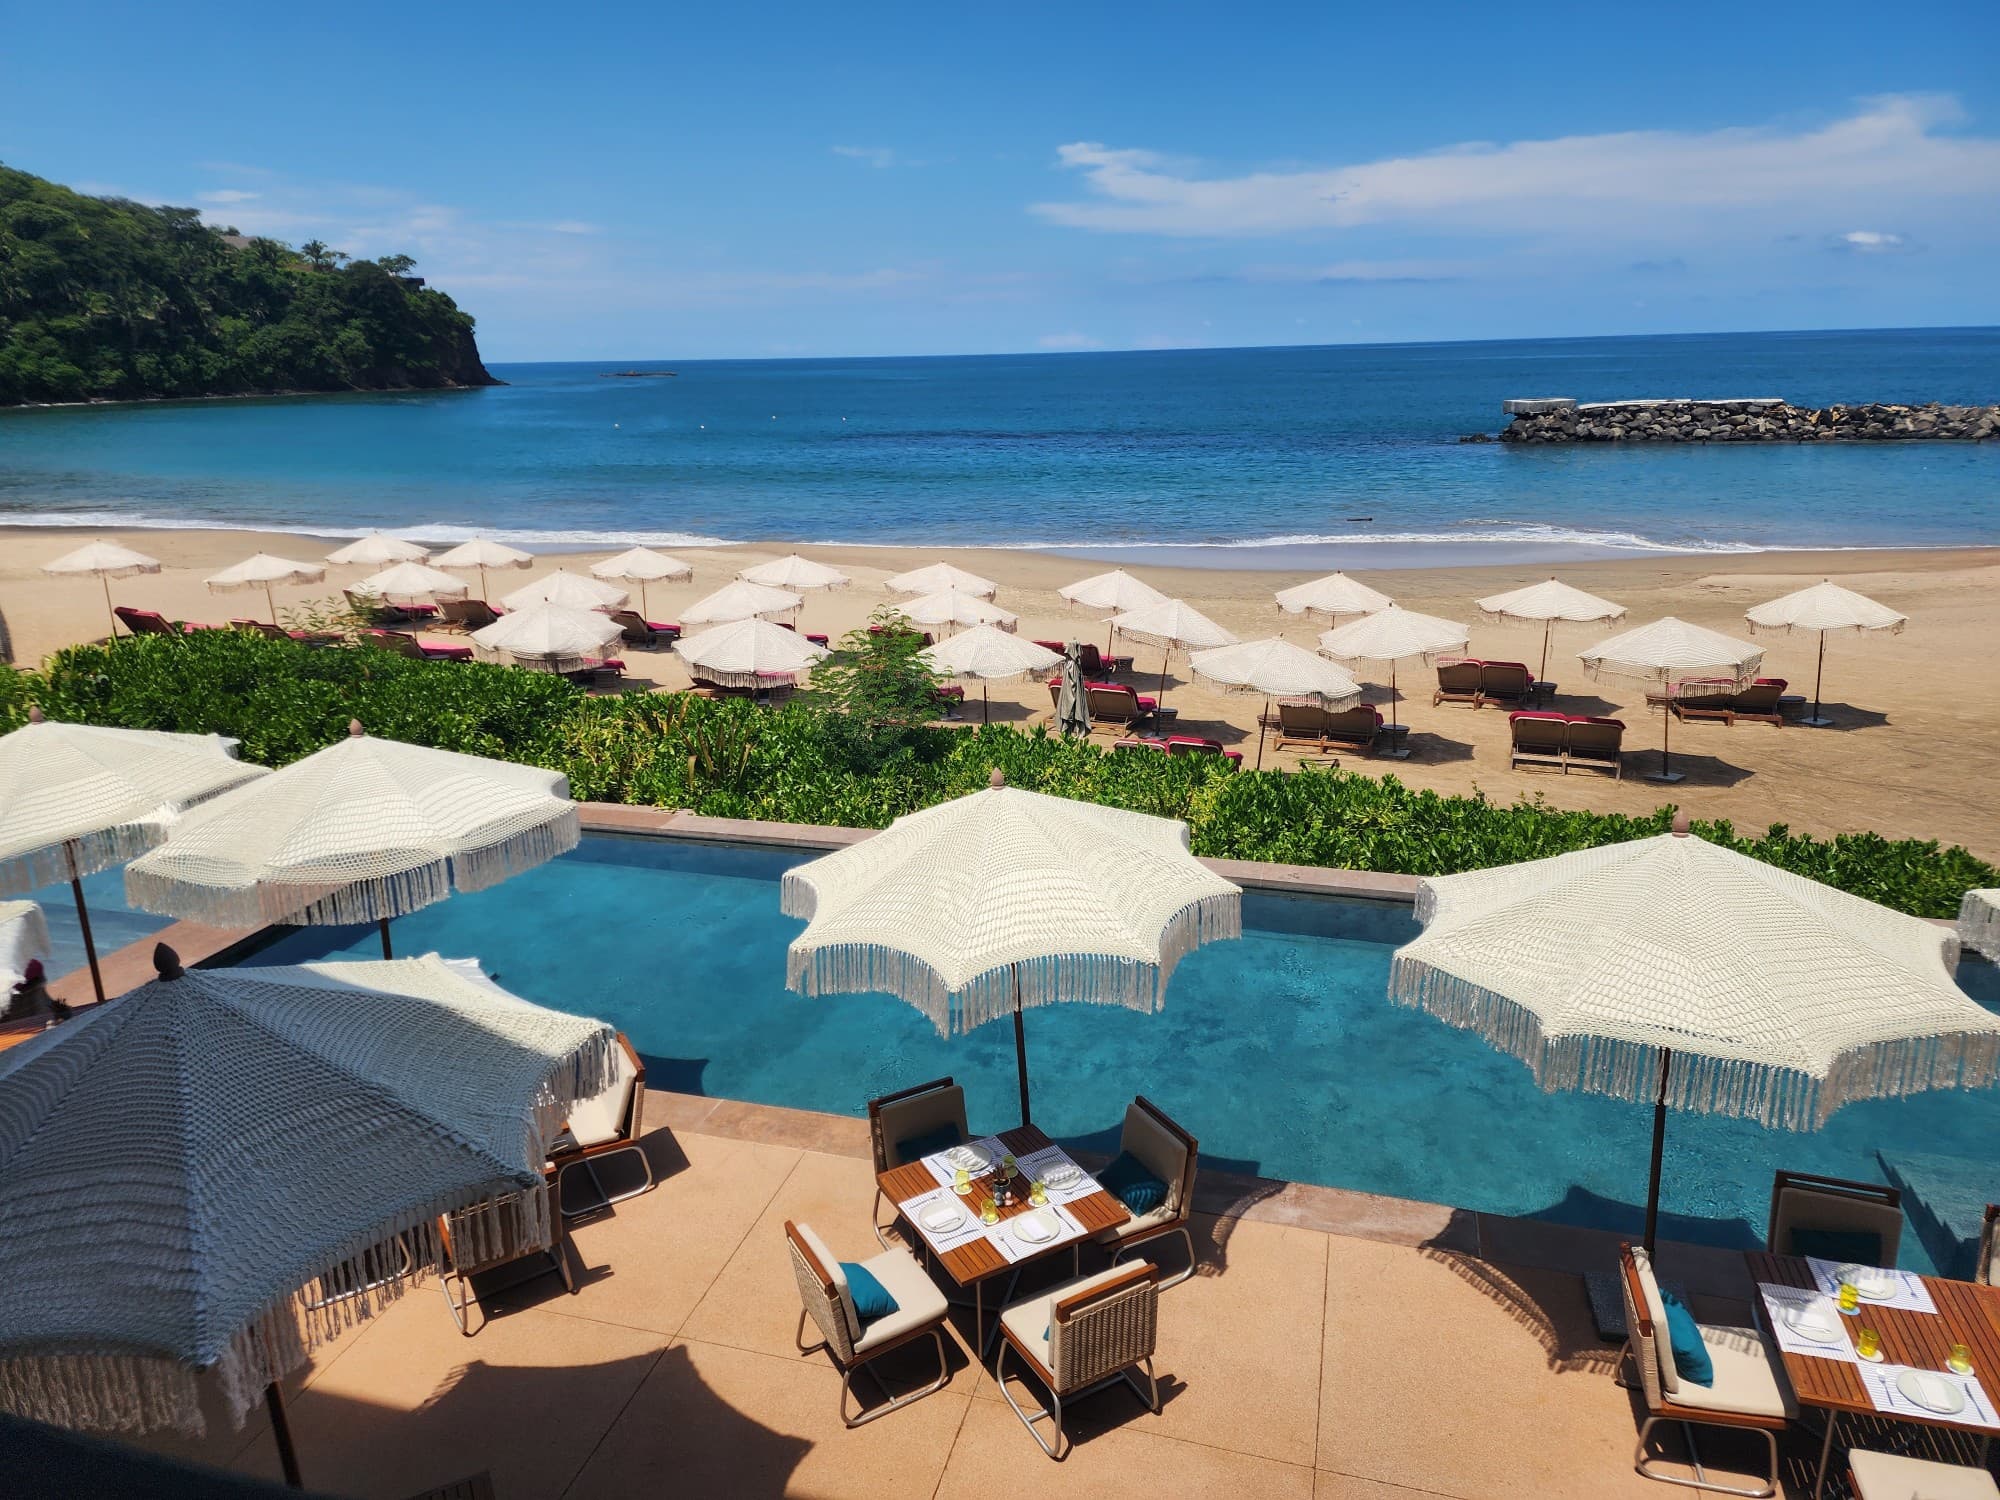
[1389,956,2000,1131]
[1,823,164,894]
[688,666,800,689]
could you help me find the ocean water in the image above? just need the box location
[1,328,1996,567]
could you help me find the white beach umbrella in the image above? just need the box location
[0,900,52,995]
[672,616,828,688]
[591,546,694,619]
[1476,578,1628,683]
[351,561,470,607]
[738,553,850,593]
[0,946,614,1476]
[325,533,429,567]
[125,723,579,959]
[501,568,628,613]
[1108,597,1238,704]
[896,589,1019,635]
[1059,568,1169,615]
[42,540,161,638]
[1317,606,1470,754]
[471,601,624,674]
[1391,818,2000,1255]
[1578,617,1763,784]
[884,561,999,600]
[0,708,267,1002]
[784,770,1241,1122]
[1744,579,1907,727]
[1274,571,1393,623]
[921,627,1061,722]
[681,579,804,626]
[433,537,533,599]
[1189,638,1363,769]
[204,553,326,624]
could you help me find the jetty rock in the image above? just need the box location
[1498,397,1999,444]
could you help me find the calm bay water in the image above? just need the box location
[2,328,1995,567]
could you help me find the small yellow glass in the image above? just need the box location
[979,1198,1000,1226]
[1837,1281,1860,1315]
[1002,1153,1017,1176]
[953,1167,972,1196]
[1947,1342,1975,1376]
[1029,1178,1049,1207]
[1855,1326,1882,1361]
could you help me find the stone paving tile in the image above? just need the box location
[1315,1472,1463,1500]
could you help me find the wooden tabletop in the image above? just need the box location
[877,1124,1130,1288]
[1746,1252,2000,1432]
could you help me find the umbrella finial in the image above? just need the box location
[27,704,45,723]
[153,943,185,981]
[348,719,365,738]
[989,767,1006,788]
[1671,812,1691,837]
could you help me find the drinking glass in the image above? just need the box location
[953,1167,972,1196]
[1029,1178,1048,1207]
[1947,1342,1975,1376]
[1855,1326,1881,1361]
[1837,1281,1860,1315]
[979,1198,1000,1226]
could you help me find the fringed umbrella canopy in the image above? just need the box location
[1960,890,2000,961]
[501,569,628,613]
[470,601,624,673]
[896,589,1018,633]
[885,561,998,599]
[672,617,828,688]
[351,561,470,606]
[784,773,1240,1121]
[592,546,694,584]
[1391,823,2000,1250]
[0,900,51,993]
[1317,605,1469,666]
[1476,578,1626,681]
[681,579,804,625]
[1745,579,1907,727]
[1275,571,1392,621]
[325,533,429,567]
[1577,616,1761,693]
[0,950,616,1436]
[434,538,533,572]
[42,540,161,580]
[738,553,849,592]
[205,554,327,624]
[1108,598,1237,652]
[122,726,579,933]
[921,626,1059,680]
[1058,568,1168,614]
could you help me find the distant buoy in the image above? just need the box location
[613,422,620,428]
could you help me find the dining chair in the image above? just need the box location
[1094,1095,1199,1289]
[1766,1170,1903,1267]
[994,1261,1161,1459]
[786,1219,952,1427]
[866,1077,970,1247]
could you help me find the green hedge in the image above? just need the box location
[7,632,1992,919]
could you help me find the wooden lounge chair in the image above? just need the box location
[1273,700,1337,752]
[1075,642,1132,676]
[1766,1170,1902,1266]
[114,606,220,636]
[1478,660,1535,708]
[995,1261,1161,1459]
[608,609,682,647]
[866,1077,970,1247]
[1846,1451,1999,1500]
[364,629,473,662]
[1563,715,1625,779]
[1433,658,1484,707]
[1323,705,1382,753]
[932,684,966,718]
[437,598,502,632]
[563,657,627,687]
[231,618,332,644]
[787,1220,952,1427]
[1722,678,1788,726]
[1085,683,1171,731]
[1669,678,1748,724]
[1094,1095,1200,1288]
[545,1033,653,1219]
[1162,736,1242,768]
[1509,711,1568,773]
[1619,1243,1794,1497]
[345,588,437,625]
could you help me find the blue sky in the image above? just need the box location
[5,1,1997,360]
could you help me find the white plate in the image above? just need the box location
[943,1144,993,1173]
[1041,1163,1084,1191]
[1011,1209,1061,1246]
[920,1203,966,1234]
[1895,1368,1966,1415]
[1835,1264,1899,1301]
[1783,1305,1842,1344]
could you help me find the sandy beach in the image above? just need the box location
[4,527,1998,862]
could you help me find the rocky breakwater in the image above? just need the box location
[1498,397,1999,444]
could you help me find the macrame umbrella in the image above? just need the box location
[123,723,579,960]
[0,709,267,1003]
[470,601,624,673]
[0,900,52,995]
[681,580,804,626]
[1578,616,1762,784]
[1317,606,1469,757]
[1391,818,2000,1255]
[1060,568,1168,657]
[896,589,1018,636]
[0,946,615,1486]
[672,617,828,689]
[351,561,470,608]
[1744,579,1907,727]
[1476,578,1627,683]
[1189,638,1362,769]
[921,626,1060,723]
[1108,598,1238,704]
[501,569,627,613]
[591,547,693,619]
[205,554,327,625]
[1274,571,1392,624]
[1960,890,2000,961]
[885,561,999,600]
[784,770,1241,1124]
[738,553,849,594]
[433,537,532,599]
[42,540,161,638]
[325,533,429,567]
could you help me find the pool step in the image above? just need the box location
[1877,1150,1995,1280]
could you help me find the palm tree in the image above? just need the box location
[299,240,334,271]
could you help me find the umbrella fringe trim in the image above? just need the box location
[686,666,805,689]
[0,824,164,895]
[1389,957,2000,1131]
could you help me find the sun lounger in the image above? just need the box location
[1562,716,1624,779]
[788,1220,952,1427]
[563,657,627,687]
[1509,711,1569,772]
[1668,677,1747,723]
[231,618,334,644]
[869,624,933,647]
[365,629,473,662]
[1323,705,1382,753]
[609,609,682,647]
[114,606,221,636]
[1162,736,1242,767]
[344,588,438,624]
[995,1261,1162,1459]
[1112,737,1169,755]
[437,598,502,632]
[1671,677,1789,726]
[775,622,831,648]
[546,1033,653,1218]
[1075,642,1132,675]
[1084,682,1172,730]
[1433,658,1484,707]
[1478,660,1534,708]
[1273,700,1363,754]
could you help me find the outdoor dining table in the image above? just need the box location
[877,1123,1130,1353]
[1747,1251,2000,1498]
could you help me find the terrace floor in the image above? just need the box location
[135,1091,1991,1500]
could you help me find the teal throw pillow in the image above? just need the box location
[1098,1151,1168,1215]
[1788,1227,1883,1267]
[840,1261,899,1326]
[1660,1286,1712,1386]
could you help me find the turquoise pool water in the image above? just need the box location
[48,834,1999,1268]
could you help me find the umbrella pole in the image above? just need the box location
[1643,1048,1672,1258]
[982,683,990,724]
[1383,660,1410,759]
[1648,685,1685,784]
[377,918,394,960]
[103,574,118,639]
[266,1382,304,1489]
[1802,629,1832,727]
[1540,620,1551,685]
[66,840,106,1006]
[641,579,651,621]
[1011,965,1031,1127]
[265,581,278,625]
[1256,697,1268,771]
[1158,649,1170,704]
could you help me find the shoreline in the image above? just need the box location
[0,380,500,414]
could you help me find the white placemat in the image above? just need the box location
[1014,1146,1102,1206]
[1804,1257,1938,1315]
[897,1184,988,1253]
[1757,1284,1858,1363]
[918,1135,1008,1190]
[1857,1363,1996,1426]
[985,1203,1090,1264]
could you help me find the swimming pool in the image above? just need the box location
[56,833,2000,1269]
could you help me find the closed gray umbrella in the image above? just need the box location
[1055,644,1091,738]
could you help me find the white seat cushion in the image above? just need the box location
[851,1245,950,1355]
[1849,1448,2000,1499]
[998,1265,1140,1380]
[1666,1324,1798,1421]
[1120,1103,1189,1215]
[1098,1202,1178,1243]
[1631,1247,1679,1397]
[560,1048,637,1149]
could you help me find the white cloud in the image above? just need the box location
[1837,229,1908,252]
[832,145,899,169]
[197,189,259,204]
[495,218,604,235]
[1037,332,1101,351]
[1032,95,2000,238]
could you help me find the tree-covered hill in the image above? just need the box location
[0,163,499,405]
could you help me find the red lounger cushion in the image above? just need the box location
[1510,710,1568,724]
[1567,714,1625,728]
[423,644,474,660]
